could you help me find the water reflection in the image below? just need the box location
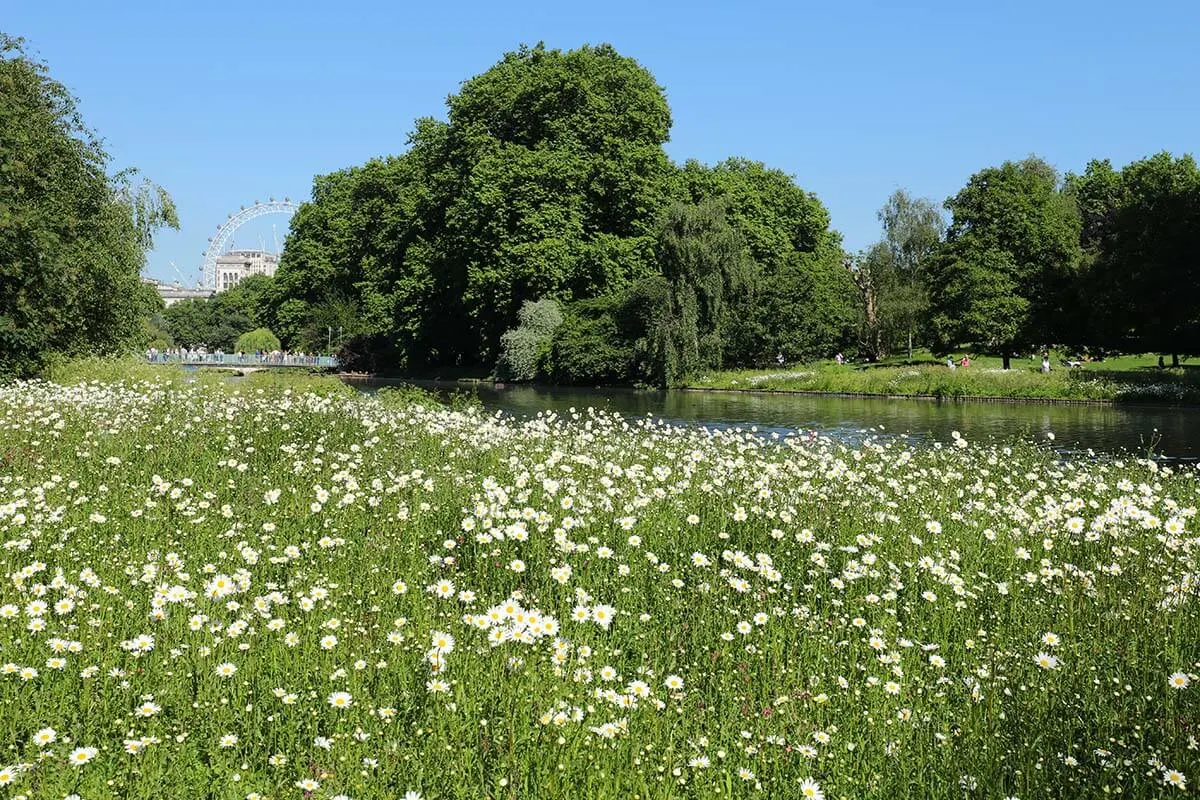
[346,380,1200,460]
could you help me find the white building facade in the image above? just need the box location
[143,278,213,307]
[215,250,280,290]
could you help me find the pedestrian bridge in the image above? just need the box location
[145,354,340,370]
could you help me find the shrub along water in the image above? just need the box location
[235,328,283,354]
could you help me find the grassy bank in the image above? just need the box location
[0,369,1195,797]
[691,352,1200,404]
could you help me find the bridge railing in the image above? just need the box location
[145,353,340,368]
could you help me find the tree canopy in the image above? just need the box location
[0,34,177,377]
[927,157,1081,361]
[1070,153,1200,357]
[161,276,278,351]
[260,44,1200,378]
[270,43,851,382]
[9,33,1200,381]
[674,159,858,366]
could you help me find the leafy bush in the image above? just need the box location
[374,384,439,408]
[373,384,480,411]
[548,303,634,385]
[517,299,564,336]
[495,300,562,382]
[241,371,352,395]
[235,328,281,354]
[495,328,545,382]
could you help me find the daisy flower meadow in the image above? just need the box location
[0,375,1195,798]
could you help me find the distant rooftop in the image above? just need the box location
[222,249,278,257]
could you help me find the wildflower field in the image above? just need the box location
[0,376,1197,799]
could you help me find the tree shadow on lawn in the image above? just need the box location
[1069,365,1200,384]
[1068,365,1200,404]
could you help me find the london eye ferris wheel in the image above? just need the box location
[200,199,298,290]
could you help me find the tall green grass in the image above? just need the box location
[0,372,1195,798]
[40,355,195,386]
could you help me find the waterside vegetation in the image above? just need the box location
[693,353,1200,405]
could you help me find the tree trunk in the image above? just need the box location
[1173,352,1180,368]
[1002,352,1011,370]
[848,262,879,361]
[864,287,879,361]
[907,330,913,361]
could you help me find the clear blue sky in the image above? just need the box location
[8,0,1200,284]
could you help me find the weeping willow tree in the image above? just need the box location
[638,199,747,386]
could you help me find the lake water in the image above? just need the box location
[345,380,1200,460]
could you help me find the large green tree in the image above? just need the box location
[852,190,944,361]
[273,43,671,370]
[675,159,858,365]
[928,247,1030,358]
[0,35,177,377]
[876,190,943,358]
[1070,153,1200,361]
[269,156,417,360]
[927,157,1080,366]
